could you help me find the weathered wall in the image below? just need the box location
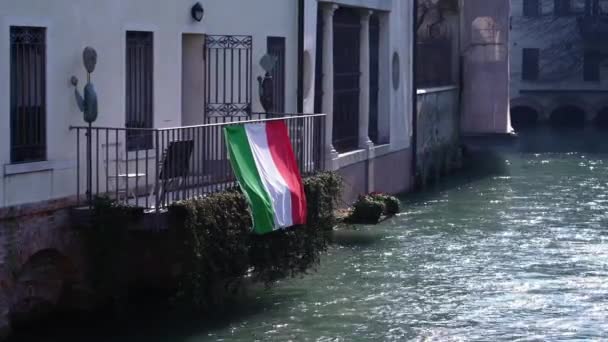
[460,0,512,135]
[416,87,461,186]
[0,202,85,338]
[337,148,413,205]
[0,0,298,208]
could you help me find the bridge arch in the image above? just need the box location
[9,248,77,327]
[594,107,608,128]
[549,105,586,127]
[510,106,540,130]
[510,97,544,130]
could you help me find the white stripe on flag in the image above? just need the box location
[245,123,293,229]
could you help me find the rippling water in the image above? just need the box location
[25,128,608,341]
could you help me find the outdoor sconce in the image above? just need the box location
[191,2,204,22]
[257,54,277,112]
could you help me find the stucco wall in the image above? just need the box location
[460,0,512,135]
[337,148,413,205]
[0,0,298,207]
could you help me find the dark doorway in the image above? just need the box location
[333,8,361,152]
[510,106,539,131]
[550,106,586,128]
[267,36,286,113]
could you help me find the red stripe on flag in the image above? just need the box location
[265,121,307,225]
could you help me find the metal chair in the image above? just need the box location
[154,140,195,207]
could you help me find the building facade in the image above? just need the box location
[510,0,608,128]
[0,0,415,335]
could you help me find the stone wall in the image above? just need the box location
[416,86,462,187]
[0,199,84,339]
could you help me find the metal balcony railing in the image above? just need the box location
[70,113,326,211]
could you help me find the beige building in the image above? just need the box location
[510,0,608,129]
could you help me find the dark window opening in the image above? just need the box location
[524,0,541,17]
[267,37,286,113]
[522,48,540,81]
[554,0,572,16]
[126,31,154,151]
[10,26,47,163]
[333,7,361,152]
[584,50,601,82]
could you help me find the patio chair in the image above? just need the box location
[154,139,195,207]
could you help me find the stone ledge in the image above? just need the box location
[0,196,76,221]
[4,160,75,177]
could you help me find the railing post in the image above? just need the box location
[86,122,92,207]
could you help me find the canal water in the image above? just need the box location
[18,127,608,341]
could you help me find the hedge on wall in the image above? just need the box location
[168,171,342,310]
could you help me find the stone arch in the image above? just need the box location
[510,97,544,130]
[594,106,608,128]
[546,97,594,123]
[549,105,587,127]
[9,248,77,327]
[510,106,540,130]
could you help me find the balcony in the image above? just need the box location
[70,113,326,211]
[577,15,608,45]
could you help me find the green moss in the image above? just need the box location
[168,171,342,310]
[347,193,401,224]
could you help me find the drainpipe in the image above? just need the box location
[297,0,305,113]
[411,0,418,186]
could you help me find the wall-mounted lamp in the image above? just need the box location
[191,2,204,22]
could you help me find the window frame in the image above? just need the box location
[125,30,154,151]
[523,0,542,17]
[9,26,47,164]
[583,50,601,82]
[522,48,540,81]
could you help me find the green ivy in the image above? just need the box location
[347,193,401,224]
[82,196,142,309]
[169,171,342,310]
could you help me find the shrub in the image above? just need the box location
[347,193,401,224]
[349,195,385,224]
[168,171,342,310]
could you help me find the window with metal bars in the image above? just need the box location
[126,31,154,151]
[523,0,541,17]
[10,26,47,163]
[584,50,601,81]
[554,0,572,15]
[267,37,286,113]
[522,48,540,81]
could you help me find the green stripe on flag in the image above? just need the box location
[224,125,275,234]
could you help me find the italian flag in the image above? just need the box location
[224,121,307,234]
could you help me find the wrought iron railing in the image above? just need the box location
[70,113,326,211]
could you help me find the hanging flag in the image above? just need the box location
[224,121,307,234]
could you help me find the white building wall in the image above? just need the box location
[310,0,413,167]
[0,0,298,207]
